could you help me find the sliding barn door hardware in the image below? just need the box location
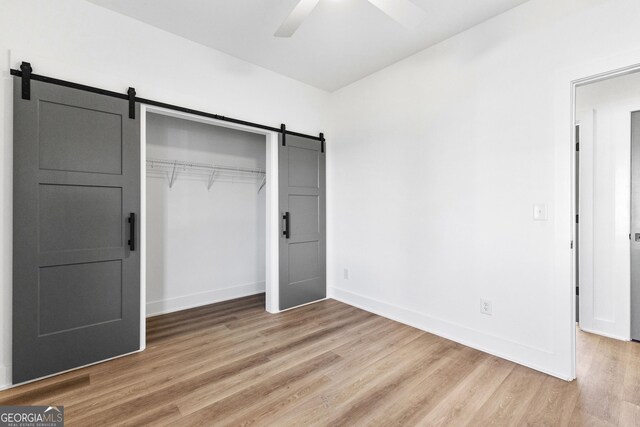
[20,62,32,100]
[127,87,136,119]
[281,123,287,146]
[11,61,325,140]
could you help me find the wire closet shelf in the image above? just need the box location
[146,158,266,192]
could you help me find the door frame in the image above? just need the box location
[560,49,640,381]
[139,105,281,346]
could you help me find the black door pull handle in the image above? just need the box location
[283,212,290,239]
[128,213,136,251]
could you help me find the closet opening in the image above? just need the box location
[140,106,280,344]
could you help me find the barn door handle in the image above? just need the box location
[128,213,136,251]
[283,212,290,239]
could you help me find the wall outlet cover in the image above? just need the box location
[480,298,493,315]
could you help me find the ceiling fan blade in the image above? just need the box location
[367,0,427,29]
[274,0,321,37]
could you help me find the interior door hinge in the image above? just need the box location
[576,286,579,296]
[576,214,579,223]
[571,240,573,249]
[576,142,580,151]
[319,132,325,153]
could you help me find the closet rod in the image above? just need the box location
[146,158,266,175]
[147,158,265,190]
[10,63,324,142]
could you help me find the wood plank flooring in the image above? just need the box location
[1,294,639,426]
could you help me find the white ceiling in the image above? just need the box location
[86,0,530,92]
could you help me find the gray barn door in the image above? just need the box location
[13,78,140,383]
[632,111,640,341]
[279,134,326,310]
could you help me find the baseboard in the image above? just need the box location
[274,297,328,314]
[331,287,572,381]
[0,365,9,390]
[146,281,265,317]
[578,326,630,342]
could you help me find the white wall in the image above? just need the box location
[327,0,640,379]
[576,71,640,340]
[146,113,266,316]
[0,0,329,388]
[0,49,12,390]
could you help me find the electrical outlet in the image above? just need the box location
[480,298,493,316]
[343,268,349,280]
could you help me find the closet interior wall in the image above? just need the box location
[146,113,266,316]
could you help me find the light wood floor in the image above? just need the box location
[1,294,639,426]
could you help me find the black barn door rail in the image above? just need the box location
[11,62,324,142]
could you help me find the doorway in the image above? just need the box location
[140,106,281,346]
[573,69,640,372]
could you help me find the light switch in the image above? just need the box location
[533,204,548,221]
